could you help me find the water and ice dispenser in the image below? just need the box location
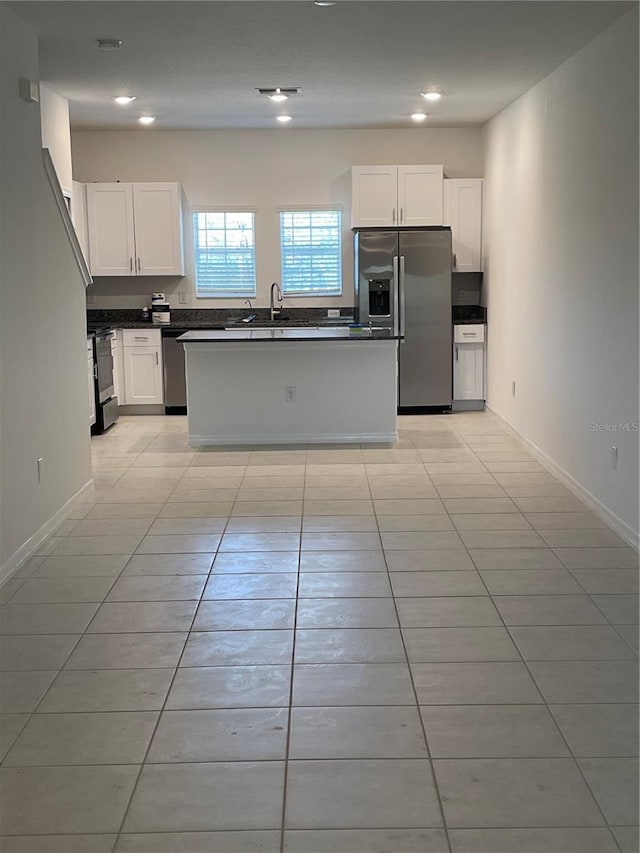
[368,279,391,317]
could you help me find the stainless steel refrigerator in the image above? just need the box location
[354,228,452,411]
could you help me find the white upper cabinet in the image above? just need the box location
[86,182,184,277]
[132,183,185,275]
[351,165,444,228]
[443,178,483,272]
[71,181,90,266]
[397,165,443,226]
[351,166,398,227]
[86,183,136,276]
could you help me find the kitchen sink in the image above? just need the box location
[225,324,321,331]
[226,318,322,328]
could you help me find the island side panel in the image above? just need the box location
[183,340,398,445]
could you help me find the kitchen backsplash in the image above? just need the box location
[452,271,482,306]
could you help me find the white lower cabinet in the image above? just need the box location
[111,330,123,402]
[122,329,164,405]
[453,324,485,409]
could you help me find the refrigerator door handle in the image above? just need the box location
[399,255,406,339]
[392,255,399,336]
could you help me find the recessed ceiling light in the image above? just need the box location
[411,112,427,122]
[138,116,156,125]
[421,91,442,102]
[269,88,288,103]
[314,2,336,6]
[276,115,292,123]
[114,95,136,105]
[97,38,122,51]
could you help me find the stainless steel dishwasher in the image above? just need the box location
[161,329,188,414]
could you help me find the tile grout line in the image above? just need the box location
[278,452,309,853]
[446,432,625,849]
[1,415,635,846]
[422,421,626,850]
[365,451,455,853]
[108,429,244,853]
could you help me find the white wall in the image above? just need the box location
[72,126,483,310]
[0,7,92,577]
[483,9,639,541]
[40,83,73,194]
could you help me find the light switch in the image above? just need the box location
[19,78,39,103]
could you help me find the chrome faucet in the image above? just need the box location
[270,282,283,321]
[241,298,256,324]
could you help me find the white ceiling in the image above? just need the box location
[11,0,632,130]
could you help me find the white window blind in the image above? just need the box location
[280,210,342,296]
[193,211,256,297]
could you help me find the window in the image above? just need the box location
[280,210,342,296]
[193,211,256,297]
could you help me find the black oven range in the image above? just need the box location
[88,325,119,434]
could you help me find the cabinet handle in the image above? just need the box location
[453,253,457,269]
[129,257,133,272]
[455,346,459,362]
[462,332,476,336]
[155,351,159,366]
[137,257,141,272]
[400,207,403,223]
[392,207,396,224]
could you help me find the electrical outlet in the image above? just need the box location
[178,292,188,305]
[611,445,618,469]
[37,457,44,482]
[327,309,340,318]
[512,381,516,397]
[285,386,296,403]
[458,290,467,304]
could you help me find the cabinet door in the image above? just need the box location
[86,183,135,276]
[453,342,485,400]
[88,356,96,426]
[132,183,185,275]
[123,346,164,405]
[111,331,123,403]
[443,179,483,272]
[397,165,443,226]
[72,181,90,266]
[351,166,398,227]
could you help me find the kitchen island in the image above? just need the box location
[178,327,400,445]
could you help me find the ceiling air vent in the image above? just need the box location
[257,87,301,98]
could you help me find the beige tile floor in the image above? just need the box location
[0,412,638,853]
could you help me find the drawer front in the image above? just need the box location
[123,328,161,347]
[454,324,485,343]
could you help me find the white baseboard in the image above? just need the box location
[0,479,95,587]
[486,406,639,550]
[189,432,398,446]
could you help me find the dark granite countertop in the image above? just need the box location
[178,328,401,343]
[87,308,355,331]
[113,321,227,330]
